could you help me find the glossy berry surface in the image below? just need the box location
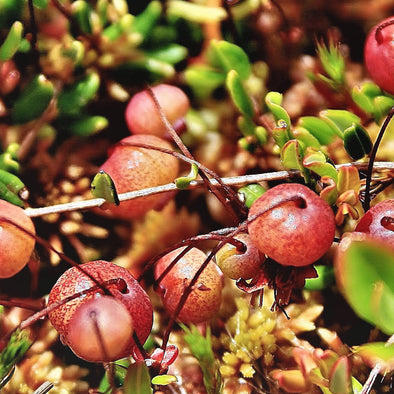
[66,295,134,362]
[355,199,394,247]
[248,183,336,266]
[364,17,394,94]
[215,233,265,280]
[48,260,153,358]
[125,84,190,138]
[99,134,179,219]
[155,247,223,324]
[0,200,35,278]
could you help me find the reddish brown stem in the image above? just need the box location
[363,106,394,211]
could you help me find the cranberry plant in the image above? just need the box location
[0,1,394,394]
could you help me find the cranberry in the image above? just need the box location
[66,295,134,362]
[355,199,394,247]
[0,200,35,278]
[47,260,153,360]
[99,134,179,219]
[248,184,336,266]
[125,84,190,138]
[155,247,223,324]
[364,17,394,94]
[215,233,265,280]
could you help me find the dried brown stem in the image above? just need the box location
[23,162,394,218]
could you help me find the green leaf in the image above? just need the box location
[124,362,153,394]
[226,70,254,118]
[0,330,31,384]
[297,116,337,145]
[208,40,251,80]
[71,0,93,34]
[57,72,100,116]
[175,163,199,189]
[373,95,394,121]
[303,150,338,182]
[132,1,162,38]
[237,115,256,137]
[351,83,379,114]
[184,65,226,99]
[316,39,345,86]
[328,356,351,394]
[281,140,304,171]
[238,184,266,208]
[151,374,178,385]
[0,0,23,29]
[145,44,188,65]
[292,127,321,149]
[32,0,48,9]
[265,91,291,132]
[12,74,54,124]
[181,324,222,394]
[91,170,120,205]
[335,234,394,335]
[66,115,108,136]
[167,1,227,24]
[0,20,23,61]
[319,109,361,138]
[343,123,372,160]
[304,265,335,290]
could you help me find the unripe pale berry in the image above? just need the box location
[215,233,265,280]
[125,84,190,138]
[99,134,179,219]
[248,184,336,266]
[48,260,153,359]
[364,17,394,94]
[0,200,35,278]
[155,247,223,324]
[66,295,134,362]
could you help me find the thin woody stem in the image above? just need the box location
[23,162,394,218]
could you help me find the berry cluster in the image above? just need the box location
[0,8,393,394]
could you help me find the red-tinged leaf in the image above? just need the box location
[328,356,351,394]
[353,342,394,372]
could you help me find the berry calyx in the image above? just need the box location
[48,260,153,359]
[364,16,394,94]
[155,247,223,324]
[125,84,190,138]
[0,200,35,278]
[99,134,179,219]
[248,184,336,266]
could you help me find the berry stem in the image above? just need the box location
[363,106,394,211]
[147,86,246,222]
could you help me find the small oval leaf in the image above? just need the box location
[343,123,372,160]
[91,170,120,205]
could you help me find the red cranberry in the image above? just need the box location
[125,84,190,138]
[0,200,35,278]
[99,134,179,219]
[355,199,394,247]
[155,247,223,324]
[364,17,394,94]
[48,260,153,360]
[248,184,336,266]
